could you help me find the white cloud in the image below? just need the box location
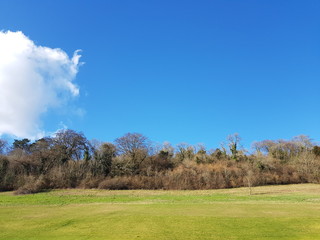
[0,31,82,139]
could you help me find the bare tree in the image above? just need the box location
[176,143,195,161]
[115,133,148,155]
[227,133,242,161]
[54,129,92,161]
[114,133,150,174]
[253,136,313,161]
[292,135,313,151]
[252,140,276,154]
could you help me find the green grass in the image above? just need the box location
[1,184,320,240]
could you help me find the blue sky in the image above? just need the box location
[0,0,320,149]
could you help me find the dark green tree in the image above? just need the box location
[94,143,116,176]
[12,138,31,153]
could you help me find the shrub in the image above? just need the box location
[15,175,51,195]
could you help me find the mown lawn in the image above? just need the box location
[1,184,320,240]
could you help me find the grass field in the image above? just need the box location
[1,184,320,240]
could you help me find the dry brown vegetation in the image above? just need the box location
[0,130,319,194]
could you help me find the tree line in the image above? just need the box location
[0,130,319,194]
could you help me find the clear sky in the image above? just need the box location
[0,0,319,150]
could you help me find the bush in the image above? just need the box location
[98,175,164,190]
[15,175,51,195]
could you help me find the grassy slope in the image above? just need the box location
[0,184,320,240]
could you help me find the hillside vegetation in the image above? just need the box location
[1,131,320,193]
